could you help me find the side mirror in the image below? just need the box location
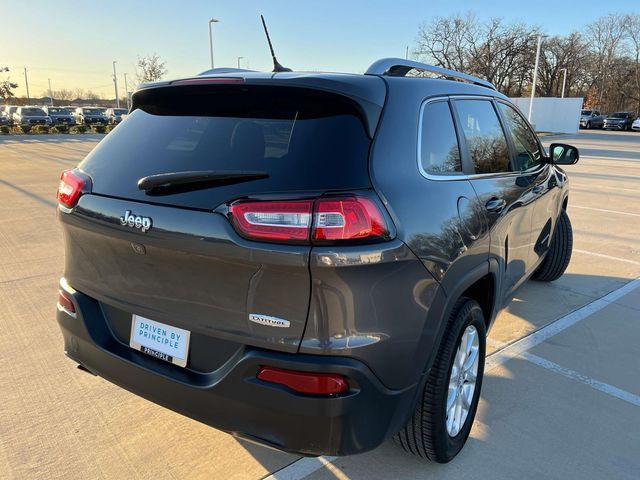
[549,143,579,165]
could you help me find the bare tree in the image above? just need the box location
[538,33,589,97]
[415,15,539,96]
[0,67,18,102]
[588,13,629,106]
[624,13,640,114]
[416,13,478,71]
[53,89,74,102]
[136,53,167,84]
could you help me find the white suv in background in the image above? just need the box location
[632,117,640,132]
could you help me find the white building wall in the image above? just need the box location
[509,97,583,134]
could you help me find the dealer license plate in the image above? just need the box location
[129,315,190,367]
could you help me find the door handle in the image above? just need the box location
[485,197,506,213]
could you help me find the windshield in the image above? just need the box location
[83,108,105,115]
[21,108,46,116]
[49,108,72,115]
[611,112,627,118]
[581,110,592,116]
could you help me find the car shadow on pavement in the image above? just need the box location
[0,178,57,208]
[0,134,105,145]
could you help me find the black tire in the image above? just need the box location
[532,209,573,282]
[395,297,486,463]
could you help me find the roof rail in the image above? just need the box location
[365,58,496,91]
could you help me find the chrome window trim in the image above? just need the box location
[417,96,466,181]
[417,95,546,182]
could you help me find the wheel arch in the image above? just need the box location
[419,259,500,380]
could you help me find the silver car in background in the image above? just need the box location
[579,109,604,129]
[43,106,76,126]
[13,106,52,126]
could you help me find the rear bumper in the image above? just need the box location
[57,280,417,456]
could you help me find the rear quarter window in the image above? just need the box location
[419,100,462,175]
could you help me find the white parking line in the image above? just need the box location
[490,339,640,407]
[571,205,640,217]
[267,277,640,480]
[264,456,337,480]
[520,351,640,407]
[574,249,640,266]
[572,184,640,194]
[486,277,640,372]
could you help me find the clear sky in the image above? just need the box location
[3,1,638,99]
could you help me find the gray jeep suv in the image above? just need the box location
[55,58,578,463]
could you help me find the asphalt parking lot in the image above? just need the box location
[0,130,638,479]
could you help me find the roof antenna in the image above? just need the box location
[260,15,292,73]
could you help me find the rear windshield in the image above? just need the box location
[79,85,372,210]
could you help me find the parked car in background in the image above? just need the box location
[0,107,8,125]
[632,117,640,132]
[602,111,635,131]
[44,106,76,126]
[74,107,108,125]
[106,108,128,124]
[13,106,51,126]
[3,106,18,125]
[579,109,604,129]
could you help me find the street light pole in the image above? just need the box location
[48,78,54,106]
[560,68,568,98]
[237,56,244,69]
[527,35,543,122]
[24,68,30,104]
[123,73,130,110]
[208,18,219,69]
[112,61,120,108]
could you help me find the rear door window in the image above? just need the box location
[453,99,511,174]
[79,85,372,210]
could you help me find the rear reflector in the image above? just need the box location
[229,196,389,244]
[257,366,349,395]
[57,291,76,315]
[57,169,87,209]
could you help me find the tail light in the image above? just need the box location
[313,197,388,242]
[229,196,390,244]
[57,169,88,209]
[257,366,349,395]
[230,200,313,242]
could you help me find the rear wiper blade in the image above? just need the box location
[137,170,269,195]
